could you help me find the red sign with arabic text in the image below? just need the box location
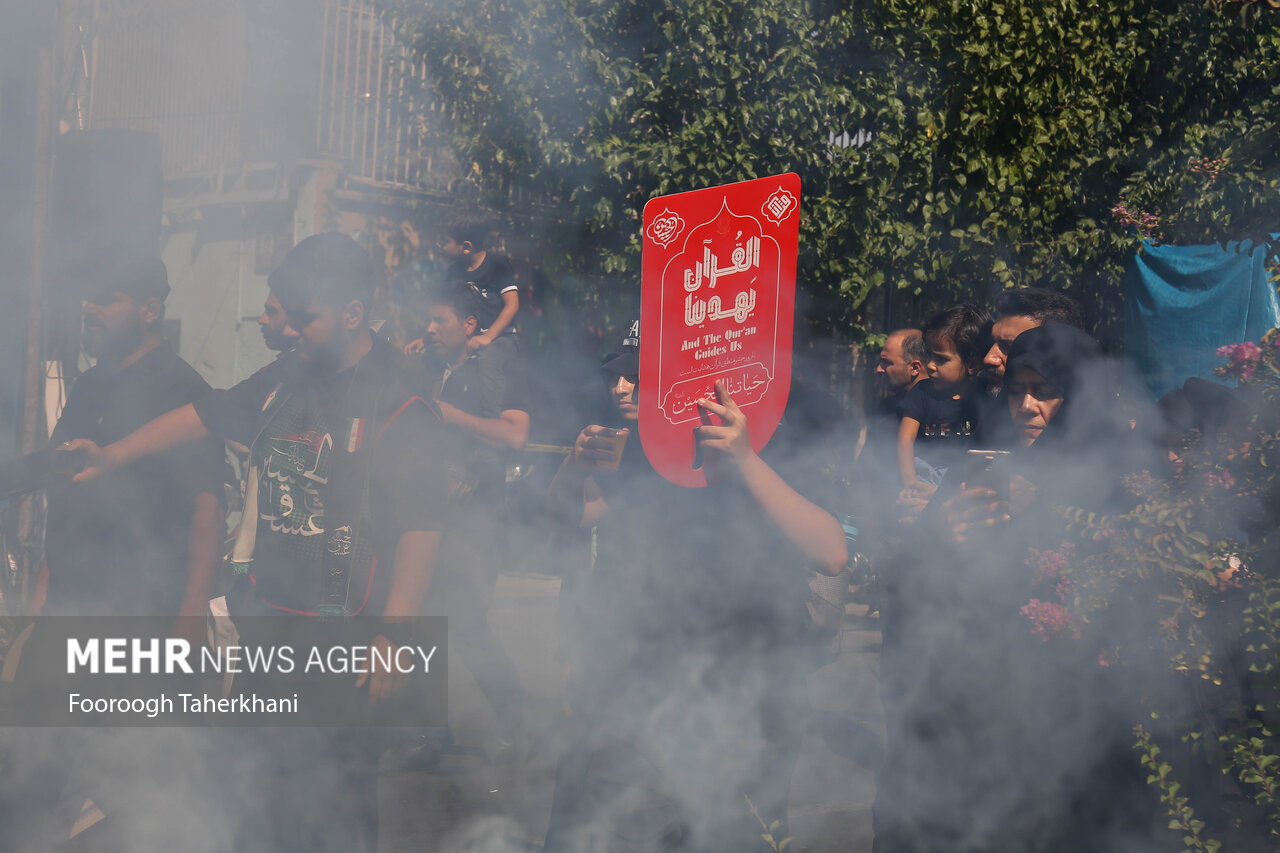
[639,174,799,487]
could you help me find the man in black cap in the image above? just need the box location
[35,255,224,626]
[14,255,226,853]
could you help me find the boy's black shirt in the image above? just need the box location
[195,349,306,447]
[896,378,981,467]
[446,253,519,334]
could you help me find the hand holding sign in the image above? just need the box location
[696,381,755,466]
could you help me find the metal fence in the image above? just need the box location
[316,0,454,192]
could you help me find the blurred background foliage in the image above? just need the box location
[377,0,1279,345]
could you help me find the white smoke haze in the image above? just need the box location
[0,0,1274,852]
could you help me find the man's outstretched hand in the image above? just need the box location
[56,439,115,483]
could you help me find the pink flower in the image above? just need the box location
[1097,650,1114,668]
[1205,470,1235,490]
[1111,203,1160,239]
[1021,599,1082,642]
[1217,342,1262,362]
[1029,544,1076,602]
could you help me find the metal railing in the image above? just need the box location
[317,0,454,192]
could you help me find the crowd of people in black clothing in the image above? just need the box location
[1,214,1267,853]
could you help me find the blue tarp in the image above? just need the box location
[1124,238,1280,400]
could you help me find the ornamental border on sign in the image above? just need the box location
[656,198,782,425]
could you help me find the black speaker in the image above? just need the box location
[49,129,163,291]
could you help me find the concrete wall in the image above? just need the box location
[160,216,276,390]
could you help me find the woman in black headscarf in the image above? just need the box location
[1006,322,1106,446]
[875,323,1157,853]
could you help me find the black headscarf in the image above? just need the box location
[1004,322,1117,454]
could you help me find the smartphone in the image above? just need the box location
[595,428,629,471]
[964,449,1011,502]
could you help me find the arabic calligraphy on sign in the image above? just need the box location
[660,362,773,424]
[682,235,760,293]
[680,231,763,328]
[684,288,757,326]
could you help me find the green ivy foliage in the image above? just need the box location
[378,0,1279,341]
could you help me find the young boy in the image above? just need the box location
[440,209,520,351]
[897,303,992,502]
[403,210,523,360]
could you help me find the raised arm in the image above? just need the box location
[469,290,519,350]
[695,382,848,576]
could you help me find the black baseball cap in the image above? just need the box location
[78,254,171,303]
[601,319,640,376]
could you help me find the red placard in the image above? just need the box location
[639,174,800,487]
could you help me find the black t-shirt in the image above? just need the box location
[430,337,528,492]
[896,379,980,467]
[195,340,451,620]
[195,350,306,449]
[437,337,527,420]
[865,390,908,457]
[45,343,226,616]
[446,252,519,334]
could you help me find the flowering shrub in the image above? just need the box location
[1216,337,1267,383]
[1038,327,1280,848]
[1111,202,1162,240]
[1208,335,1269,381]
[1020,599,1082,642]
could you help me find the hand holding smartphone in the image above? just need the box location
[964,449,1011,503]
[594,428,629,471]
